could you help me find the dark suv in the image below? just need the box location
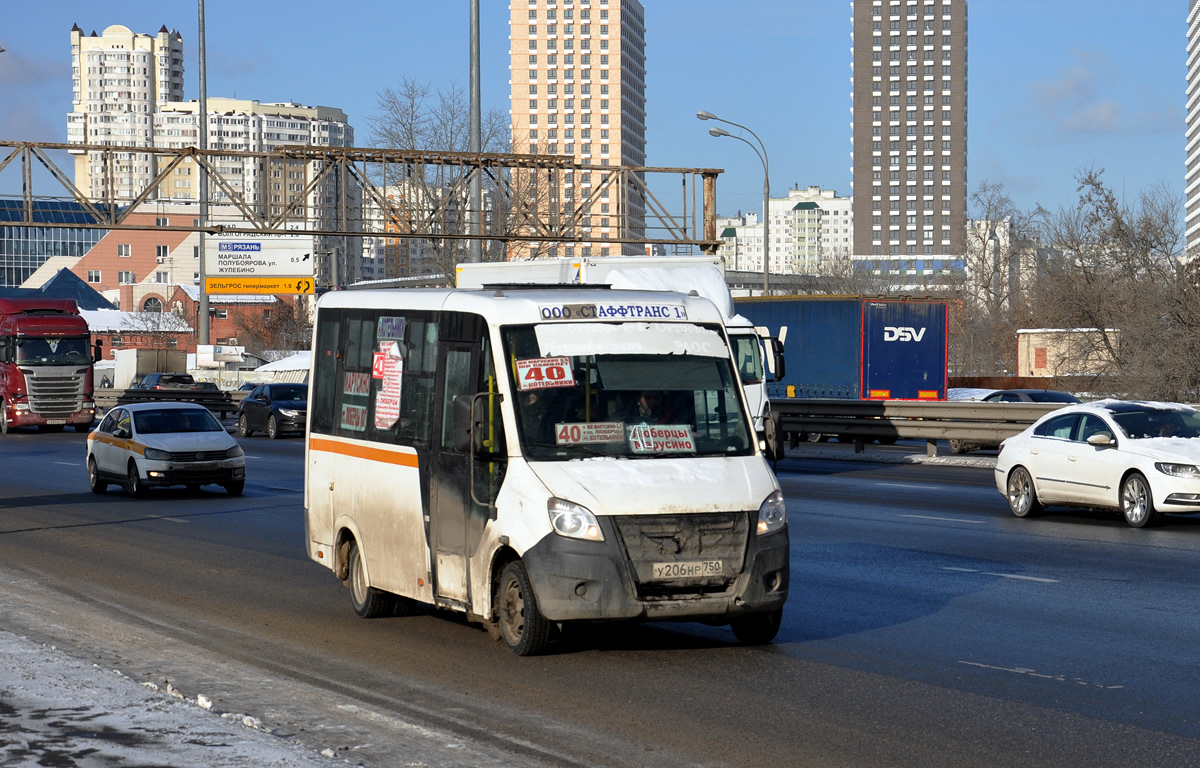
[134,372,199,390]
[237,382,308,438]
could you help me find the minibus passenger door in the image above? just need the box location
[433,344,476,604]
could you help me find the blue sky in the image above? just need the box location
[0,1,1187,218]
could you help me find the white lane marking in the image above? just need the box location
[900,514,986,524]
[145,515,189,524]
[958,661,1123,689]
[939,566,1059,583]
[877,482,936,490]
[989,573,1058,583]
[54,461,79,466]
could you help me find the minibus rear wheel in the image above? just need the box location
[730,608,783,645]
[348,540,394,618]
[498,561,553,656]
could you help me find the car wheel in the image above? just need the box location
[498,561,553,656]
[949,439,965,454]
[347,539,393,618]
[238,414,253,437]
[223,480,244,496]
[0,401,7,434]
[1121,472,1161,528]
[730,608,783,645]
[267,415,280,440]
[1006,466,1043,518]
[87,456,107,494]
[126,461,145,498]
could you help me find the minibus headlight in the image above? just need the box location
[548,497,604,542]
[757,490,787,535]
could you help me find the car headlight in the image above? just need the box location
[279,409,301,418]
[757,490,787,535]
[1155,462,1200,478]
[548,497,604,542]
[225,445,244,458]
[143,447,172,461]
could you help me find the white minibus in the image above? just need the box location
[304,286,789,655]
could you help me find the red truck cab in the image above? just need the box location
[0,298,97,434]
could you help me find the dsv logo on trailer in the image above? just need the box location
[883,326,927,342]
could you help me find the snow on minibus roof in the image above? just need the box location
[315,286,727,325]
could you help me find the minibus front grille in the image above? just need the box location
[612,512,750,600]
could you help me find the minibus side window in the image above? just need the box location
[310,309,341,435]
[337,315,374,437]
[396,318,438,444]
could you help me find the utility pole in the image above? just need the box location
[468,0,482,263]
[197,0,210,343]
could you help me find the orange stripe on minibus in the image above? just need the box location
[308,436,419,467]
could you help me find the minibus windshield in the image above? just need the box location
[503,322,754,460]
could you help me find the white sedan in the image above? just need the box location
[996,400,1200,528]
[87,402,246,496]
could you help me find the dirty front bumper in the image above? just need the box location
[521,511,789,624]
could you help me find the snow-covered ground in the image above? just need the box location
[0,627,331,767]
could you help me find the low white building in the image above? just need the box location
[717,186,852,276]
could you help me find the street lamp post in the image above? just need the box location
[698,111,770,295]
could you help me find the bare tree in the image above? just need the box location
[367,78,514,282]
[1035,169,1195,399]
[947,181,1046,376]
[233,300,312,356]
[120,310,193,351]
[806,244,913,296]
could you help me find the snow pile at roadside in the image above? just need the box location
[0,628,332,767]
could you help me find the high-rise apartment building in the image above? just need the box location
[1187,0,1200,255]
[66,25,358,287]
[509,0,647,258]
[67,24,185,201]
[851,0,967,284]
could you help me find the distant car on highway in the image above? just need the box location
[949,389,1081,454]
[997,399,1200,528]
[237,382,308,439]
[86,402,245,496]
[133,372,200,390]
[980,389,1082,405]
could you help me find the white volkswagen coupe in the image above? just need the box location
[996,400,1200,528]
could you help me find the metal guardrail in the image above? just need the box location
[95,389,248,420]
[92,392,1063,453]
[770,399,1068,456]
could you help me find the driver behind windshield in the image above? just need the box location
[16,337,91,365]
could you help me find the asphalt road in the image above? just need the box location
[2,431,1200,767]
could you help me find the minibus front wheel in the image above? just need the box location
[498,561,553,656]
[730,608,783,645]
